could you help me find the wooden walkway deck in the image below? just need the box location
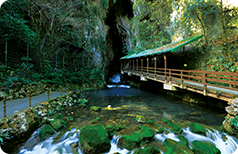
[122,67,238,102]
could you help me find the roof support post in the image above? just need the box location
[164,55,167,82]
[147,58,149,77]
[154,57,157,79]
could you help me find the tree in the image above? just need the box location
[220,0,232,63]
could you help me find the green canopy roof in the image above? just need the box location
[120,35,204,59]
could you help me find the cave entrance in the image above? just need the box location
[105,0,133,82]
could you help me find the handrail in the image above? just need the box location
[122,65,238,95]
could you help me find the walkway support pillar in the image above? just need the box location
[164,55,167,82]
[154,57,156,79]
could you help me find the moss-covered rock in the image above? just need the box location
[134,146,161,154]
[157,127,164,134]
[136,115,146,123]
[67,116,74,121]
[167,122,183,135]
[118,126,155,150]
[161,118,172,123]
[39,125,55,140]
[189,122,207,136]
[79,124,111,154]
[90,106,102,112]
[178,136,189,147]
[163,138,193,154]
[50,119,66,131]
[192,140,221,154]
[116,124,125,131]
[106,125,117,137]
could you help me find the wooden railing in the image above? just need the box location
[122,65,238,97]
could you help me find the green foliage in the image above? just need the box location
[127,0,172,55]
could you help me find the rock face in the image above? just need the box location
[79,124,111,154]
[118,126,155,150]
[222,98,238,135]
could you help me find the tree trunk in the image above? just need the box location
[221,0,232,63]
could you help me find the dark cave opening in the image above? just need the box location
[105,0,133,82]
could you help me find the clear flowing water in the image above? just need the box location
[17,75,238,154]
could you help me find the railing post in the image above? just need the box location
[4,97,6,118]
[137,59,138,74]
[169,69,171,82]
[202,71,207,96]
[133,59,134,73]
[154,57,156,79]
[141,59,143,76]
[29,92,31,107]
[181,70,184,88]
[147,58,149,77]
[229,75,232,88]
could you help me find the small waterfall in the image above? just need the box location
[155,127,238,154]
[109,74,121,83]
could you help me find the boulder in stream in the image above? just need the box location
[90,106,102,112]
[39,125,55,140]
[133,146,161,154]
[136,115,146,123]
[189,122,207,136]
[163,138,193,154]
[79,124,111,154]
[191,140,221,154]
[50,119,66,131]
[118,126,155,150]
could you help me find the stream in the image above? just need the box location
[17,74,238,154]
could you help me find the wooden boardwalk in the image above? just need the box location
[122,67,238,102]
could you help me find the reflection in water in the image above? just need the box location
[109,74,121,83]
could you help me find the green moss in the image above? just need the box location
[157,127,164,134]
[136,115,146,123]
[189,122,207,135]
[106,125,117,137]
[67,116,74,121]
[79,124,111,153]
[39,125,55,140]
[178,136,189,146]
[161,118,172,123]
[93,117,101,122]
[134,146,161,154]
[50,119,66,131]
[163,138,193,154]
[90,106,101,112]
[192,140,221,154]
[146,120,154,123]
[119,126,155,150]
[116,125,125,131]
[167,122,183,135]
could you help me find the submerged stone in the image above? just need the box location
[67,116,74,121]
[192,140,221,154]
[90,106,102,112]
[50,119,66,131]
[134,146,161,154]
[39,125,55,140]
[136,115,146,123]
[163,138,193,154]
[189,122,207,135]
[118,126,155,150]
[79,124,111,154]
